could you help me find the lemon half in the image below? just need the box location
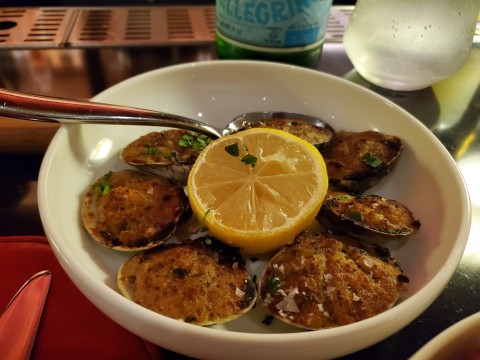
[187,128,328,254]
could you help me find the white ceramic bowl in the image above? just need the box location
[38,61,470,360]
[410,312,480,360]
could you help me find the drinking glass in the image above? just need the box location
[343,0,480,91]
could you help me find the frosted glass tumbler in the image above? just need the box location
[343,0,480,91]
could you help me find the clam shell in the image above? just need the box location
[118,237,257,325]
[226,112,335,150]
[321,130,403,193]
[258,231,408,330]
[121,129,212,185]
[82,169,190,251]
[317,191,421,241]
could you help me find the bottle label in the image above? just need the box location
[216,0,332,48]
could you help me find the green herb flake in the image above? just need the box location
[92,171,113,196]
[199,209,211,231]
[241,154,257,168]
[192,137,209,151]
[225,143,240,157]
[179,133,211,152]
[363,153,382,168]
[178,134,193,148]
[146,147,159,155]
[337,194,354,201]
[166,152,177,162]
[191,209,211,234]
[262,315,274,326]
[265,275,282,296]
[225,142,257,168]
[347,210,363,222]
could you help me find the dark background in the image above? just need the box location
[1,0,356,7]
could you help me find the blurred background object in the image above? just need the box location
[343,0,480,91]
[2,0,356,6]
[215,0,333,67]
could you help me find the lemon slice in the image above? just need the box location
[187,128,328,254]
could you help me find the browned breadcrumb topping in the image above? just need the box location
[82,169,190,250]
[243,118,334,148]
[322,130,402,192]
[121,130,202,166]
[318,191,421,239]
[118,238,257,325]
[259,231,408,330]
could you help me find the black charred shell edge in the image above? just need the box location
[129,163,192,187]
[140,235,249,269]
[327,166,394,193]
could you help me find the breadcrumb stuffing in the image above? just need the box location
[259,231,408,330]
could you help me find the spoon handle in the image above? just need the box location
[0,88,221,138]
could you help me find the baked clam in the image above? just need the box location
[258,231,409,330]
[321,130,403,193]
[317,191,421,241]
[82,169,190,251]
[120,129,212,185]
[227,111,336,150]
[118,237,257,325]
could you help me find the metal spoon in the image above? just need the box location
[0,88,335,142]
[0,88,223,138]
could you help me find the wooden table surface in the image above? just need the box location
[0,117,59,153]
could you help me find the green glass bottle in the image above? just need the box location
[215,0,333,68]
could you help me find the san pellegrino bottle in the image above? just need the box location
[215,0,333,68]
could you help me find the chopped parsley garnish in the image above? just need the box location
[224,143,258,168]
[146,147,159,155]
[199,209,211,231]
[337,194,354,201]
[191,209,211,234]
[347,210,363,222]
[225,143,240,156]
[363,153,382,168]
[241,154,257,168]
[166,152,177,161]
[92,171,113,196]
[179,133,211,152]
[265,275,282,296]
[262,315,274,326]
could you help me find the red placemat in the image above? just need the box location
[0,236,162,360]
